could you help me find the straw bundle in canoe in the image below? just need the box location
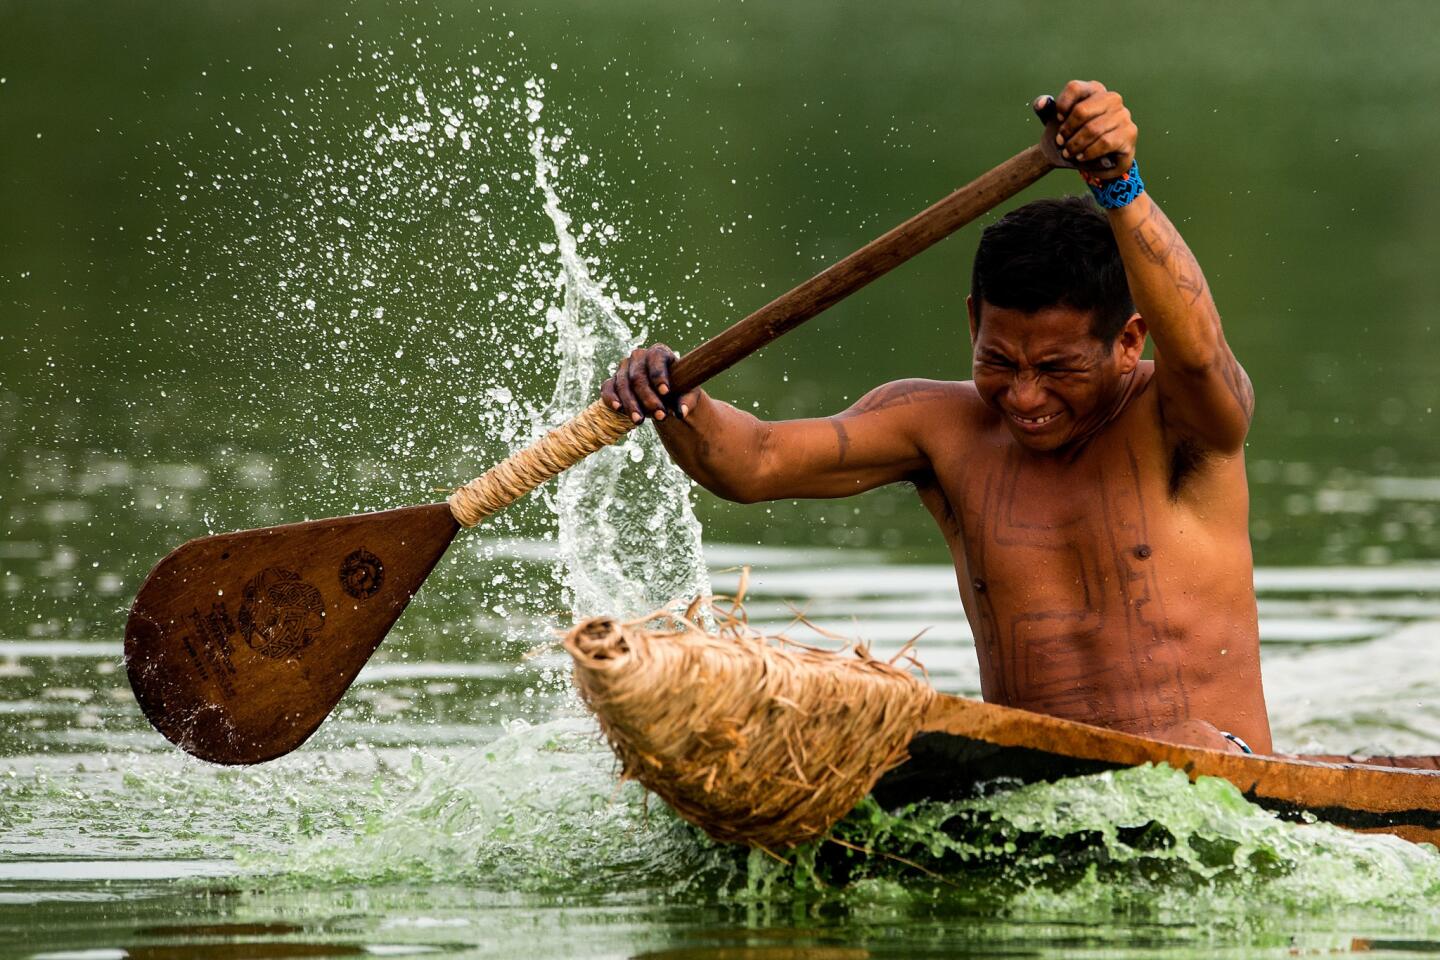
[562,590,935,850]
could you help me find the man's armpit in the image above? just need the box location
[1155,376,1249,471]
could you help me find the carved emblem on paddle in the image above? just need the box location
[238,567,326,659]
[339,548,384,600]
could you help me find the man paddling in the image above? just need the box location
[602,80,1271,755]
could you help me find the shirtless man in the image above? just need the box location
[601,80,1272,755]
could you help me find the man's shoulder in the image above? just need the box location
[846,380,993,465]
[849,378,983,416]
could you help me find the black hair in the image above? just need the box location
[970,195,1134,343]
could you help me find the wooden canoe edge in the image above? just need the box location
[914,694,1440,846]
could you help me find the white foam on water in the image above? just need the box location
[242,718,730,892]
[0,860,234,882]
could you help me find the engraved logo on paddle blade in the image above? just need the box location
[339,547,384,600]
[238,567,326,660]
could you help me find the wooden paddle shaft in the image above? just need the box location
[448,140,1058,527]
[670,142,1053,394]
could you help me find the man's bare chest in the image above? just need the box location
[943,440,1164,570]
[920,436,1198,711]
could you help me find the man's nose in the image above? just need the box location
[1009,373,1046,411]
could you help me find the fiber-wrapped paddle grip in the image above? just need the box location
[448,400,635,527]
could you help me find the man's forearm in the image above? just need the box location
[1110,195,1228,369]
[654,391,772,503]
[1109,193,1254,419]
[607,343,935,502]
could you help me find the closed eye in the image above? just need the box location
[978,354,1016,369]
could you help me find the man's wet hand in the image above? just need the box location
[1049,80,1137,181]
[600,343,700,424]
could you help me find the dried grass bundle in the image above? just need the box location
[562,583,935,850]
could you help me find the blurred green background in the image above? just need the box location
[5,0,1440,641]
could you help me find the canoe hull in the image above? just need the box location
[874,695,1440,846]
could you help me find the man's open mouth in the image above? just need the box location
[1009,411,1061,427]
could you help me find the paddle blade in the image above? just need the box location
[124,502,460,764]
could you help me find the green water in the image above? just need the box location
[9,1,1440,956]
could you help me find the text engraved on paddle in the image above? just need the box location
[181,601,239,700]
[339,547,385,600]
[238,567,326,660]
[178,636,210,685]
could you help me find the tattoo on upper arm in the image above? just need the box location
[1131,205,1209,308]
[831,419,851,466]
[850,381,950,415]
[1133,203,1254,422]
[1220,351,1255,419]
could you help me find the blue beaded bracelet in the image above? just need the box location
[1087,159,1145,209]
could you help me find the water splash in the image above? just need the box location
[527,89,710,618]
[147,55,709,633]
[145,54,585,647]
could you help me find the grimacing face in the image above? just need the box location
[967,296,1145,453]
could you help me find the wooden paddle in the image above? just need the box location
[125,98,1082,764]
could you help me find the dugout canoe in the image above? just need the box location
[873,694,1440,846]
